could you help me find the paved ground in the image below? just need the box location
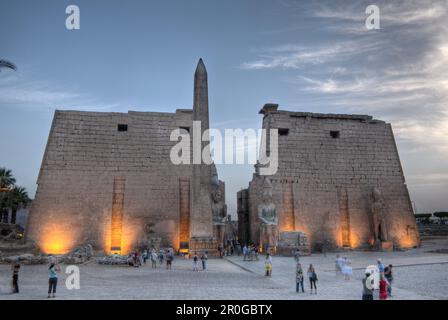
[1,238,447,300]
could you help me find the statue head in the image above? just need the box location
[212,189,222,203]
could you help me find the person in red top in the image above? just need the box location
[379,274,389,300]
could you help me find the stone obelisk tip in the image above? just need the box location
[195,58,207,75]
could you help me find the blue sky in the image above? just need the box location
[1,0,447,215]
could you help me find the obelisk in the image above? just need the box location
[190,58,215,250]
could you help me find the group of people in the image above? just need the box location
[218,239,241,258]
[335,255,353,280]
[139,248,174,269]
[362,259,394,300]
[242,244,260,261]
[9,258,61,298]
[295,263,318,294]
[192,252,208,271]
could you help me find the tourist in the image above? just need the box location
[151,250,158,268]
[335,254,342,275]
[379,273,389,300]
[236,241,242,256]
[254,247,259,261]
[201,251,208,270]
[133,251,140,267]
[158,250,164,266]
[48,262,61,298]
[307,264,318,294]
[166,250,173,269]
[294,249,300,263]
[11,259,20,294]
[296,263,305,293]
[142,250,148,265]
[193,254,199,271]
[218,244,223,258]
[377,259,385,274]
[384,264,393,297]
[362,272,374,300]
[265,253,273,276]
[243,245,248,261]
[341,257,353,280]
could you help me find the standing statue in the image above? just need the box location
[371,187,389,243]
[258,178,278,252]
[211,174,227,224]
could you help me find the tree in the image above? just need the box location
[6,186,31,224]
[0,59,17,72]
[0,168,30,224]
[0,167,16,189]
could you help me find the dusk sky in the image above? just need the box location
[1,0,447,215]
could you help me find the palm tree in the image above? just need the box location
[0,59,17,72]
[0,167,16,190]
[6,186,31,224]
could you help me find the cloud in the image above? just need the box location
[240,0,448,210]
[0,72,118,111]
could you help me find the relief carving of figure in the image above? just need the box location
[371,187,389,243]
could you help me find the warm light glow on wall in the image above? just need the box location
[104,221,137,255]
[398,235,417,248]
[40,228,75,254]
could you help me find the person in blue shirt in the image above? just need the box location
[377,259,385,274]
[48,262,60,298]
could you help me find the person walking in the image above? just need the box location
[335,254,342,275]
[341,257,353,280]
[377,259,385,274]
[201,252,208,271]
[379,274,389,300]
[166,250,173,269]
[264,253,273,276]
[307,264,318,294]
[11,259,20,294]
[142,250,148,265]
[48,262,61,298]
[384,264,393,297]
[362,272,374,300]
[243,245,248,261]
[151,250,158,268]
[193,254,199,271]
[158,250,164,266]
[294,249,300,263]
[296,263,305,293]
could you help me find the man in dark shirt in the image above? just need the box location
[11,260,21,293]
[362,272,374,300]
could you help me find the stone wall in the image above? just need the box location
[239,106,420,251]
[26,109,210,254]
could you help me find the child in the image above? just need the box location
[265,254,272,276]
